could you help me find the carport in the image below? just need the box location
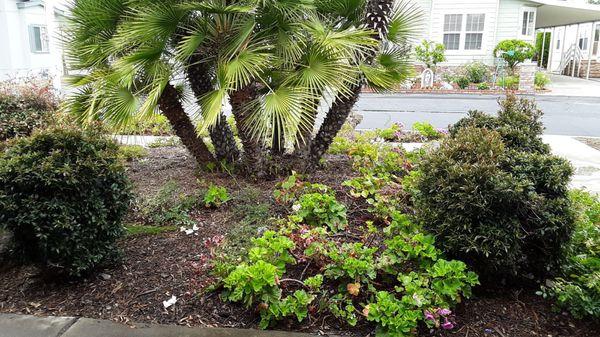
[532,0,600,79]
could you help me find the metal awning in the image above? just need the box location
[531,0,600,28]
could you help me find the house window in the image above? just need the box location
[443,14,462,50]
[579,37,589,50]
[521,9,535,36]
[465,14,485,50]
[29,25,49,53]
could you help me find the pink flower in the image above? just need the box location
[424,310,435,321]
[437,308,452,316]
[441,319,454,330]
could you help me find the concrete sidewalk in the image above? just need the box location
[0,314,314,337]
[542,135,600,194]
[542,74,600,98]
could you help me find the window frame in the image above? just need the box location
[28,24,50,54]
[443,14,463,51]
[441,12,486,53]
[464,14,485,50]
[520,7,536,39]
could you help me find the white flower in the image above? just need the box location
[292,204,301,212]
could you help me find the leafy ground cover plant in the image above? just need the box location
[211,130,478,335]
[0,127,132,276]
[135,181,199,227]
[415,96,574,281]
[539,190,600,318]
[217,197,478,335]
[292,193,348,232]
[203,185,230,208]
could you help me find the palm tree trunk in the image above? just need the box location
[307,84,362,166]
[187,55,240,163]
[306,0,393,168]
[159,83,216,165]
[230,84,266,177]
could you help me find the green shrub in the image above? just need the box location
[0,78,57,141]
[293,193,348,232]
[496,75,520,89]
[118,145,148,161]
[540,190,600,318]
[451,94,549,153]
[0,127,132,276]
[462,62,490,84]
[535,72,550,90]
[203,185,230,208]
[493,39,535,71]
[477,82,490,90]
[414,109,574,280]
[455,75,470,89]
[414,40,446,69]
[413,122,442,140]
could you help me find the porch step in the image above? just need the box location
[564,60,600,78]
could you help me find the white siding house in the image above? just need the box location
[412,0,600,77]
[0,0,66,86]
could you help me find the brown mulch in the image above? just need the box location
[0,146,598,337]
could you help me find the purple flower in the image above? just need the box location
[441,319,454,330]
[423,310,435,321]
[437,308,452,316]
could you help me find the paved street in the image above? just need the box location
[354,94,600,137]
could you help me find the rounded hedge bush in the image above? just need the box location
[414,96,574,281]
[0,127,132,276]
[0,79,57,141]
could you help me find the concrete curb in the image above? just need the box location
[0,314,319,337]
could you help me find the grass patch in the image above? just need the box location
[118,145,148,161]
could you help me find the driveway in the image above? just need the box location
[542,74,600,97]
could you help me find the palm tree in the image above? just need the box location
[308,0,422,167]
[62,0,420,175]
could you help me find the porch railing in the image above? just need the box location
[556,43,584,76]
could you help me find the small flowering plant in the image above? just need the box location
[423,308,456,330]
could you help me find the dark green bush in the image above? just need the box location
[451,94,549,153]
[0,127,132,276]
[414,97,574,280]
[0,79,57,141]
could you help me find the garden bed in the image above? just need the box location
[0,146,598,337]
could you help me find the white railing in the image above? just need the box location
[557,44,584,76]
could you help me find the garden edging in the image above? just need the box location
[0,314,319,337]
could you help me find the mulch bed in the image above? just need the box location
[0,146,598,337]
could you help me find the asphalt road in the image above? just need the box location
[354,94,600,137]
